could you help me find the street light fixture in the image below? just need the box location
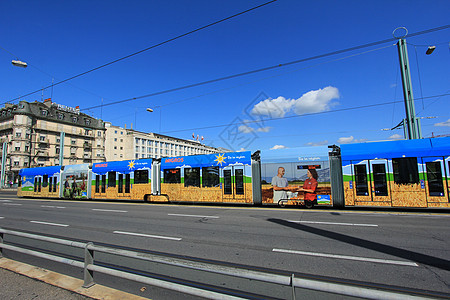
[146,108,153,112]
[426,46,436,55]
[11,60,27,68]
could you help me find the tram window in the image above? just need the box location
[184,168,200,188]
[354,165,369,196]
[426,162,444,196]
[43,175,48,188]
[38,177,41,192]
[18,176,22,187]
[95,175,100,193]
[372,164,388,196]
[101,175,106,193]
[53,177,57,192]
[118,174,123,193]
[202,167,219,188]
[34,178,38,192]
[393,157,419,185]
[223,169,232,195]
[134,170,149,184]
[108,171,116,187]
[48,176,52,192]
[164,169,181,184]
[125,174,130,193]
[235,169,244,195]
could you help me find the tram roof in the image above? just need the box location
[340,136,450,161]
[19,166,62,176]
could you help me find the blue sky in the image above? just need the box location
[1,0,449,152]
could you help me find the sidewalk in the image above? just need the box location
[0,258,148,300]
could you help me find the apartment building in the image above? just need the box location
[105,122,218,161]
[0,99,106,184]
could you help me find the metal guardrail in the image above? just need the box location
[0,228,434,300]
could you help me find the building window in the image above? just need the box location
[121,131,123,135]
[40,136,46,141]
[57,113,64,120]
[85,119,91,126]
[25,146,29,151]
[114,146,117,150]
[115,130,118,134]
[15,147,20,151]
[120,139,123,142]
[71,140,76,145]
[114,138,117,142]
[26,133,30,139]
[120,147,123,150]
[14,161,19,166]
[41,110,48,116]
[98,131,102,137]
[16,132,21,137]
[72,117,78,123]
[136,146,139,152]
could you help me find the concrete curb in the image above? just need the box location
[0,258,149,300]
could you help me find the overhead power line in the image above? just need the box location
[5,0,277,104]
[161,93,450,134]
[81,24,450,111]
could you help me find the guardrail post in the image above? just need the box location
[83,242,95,288]
[0,231,3,257]
[291,273,296,300]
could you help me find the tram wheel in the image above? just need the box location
[305,201,314,209]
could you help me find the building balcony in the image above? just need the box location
[36,151,49,157]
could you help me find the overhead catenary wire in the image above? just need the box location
[3,0,278,105]
[80,24,450,111]
[161,93,450,134]
[5,24,450,107]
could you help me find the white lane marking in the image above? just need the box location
[0,200,12,202]
[168,213,219,219]
[272,248,418,267]
[41,205,66,209]
[92,209,128,213]
[3,203,22,206]
[113,231,182,241]
[288,220,378,227]
[0,217,4,219]
[30,221,69,227]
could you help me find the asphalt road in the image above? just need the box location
[1,191,449,299]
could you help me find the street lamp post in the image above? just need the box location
[1,58,29,188]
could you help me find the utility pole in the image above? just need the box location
[395,28,422,139]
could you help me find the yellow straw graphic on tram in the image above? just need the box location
[214,154,226,166]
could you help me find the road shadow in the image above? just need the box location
[267,218,450,272]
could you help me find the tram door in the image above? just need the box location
[33,176,42,195]
[222,166,246,201]
[352,161,372,204]
[369,159,391,204]
[424,157,449,204]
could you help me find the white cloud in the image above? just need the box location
[270,145,287,150]
[238,120,271,134]
[238,124,254,133]
[257,126,271,132]
[337,136,367,144]
[293,86,340,115]
[250,86,340,118]
[305,140,329,147]
[435,119,450,127]
[389,134,403,140]
[337,136,355,144]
